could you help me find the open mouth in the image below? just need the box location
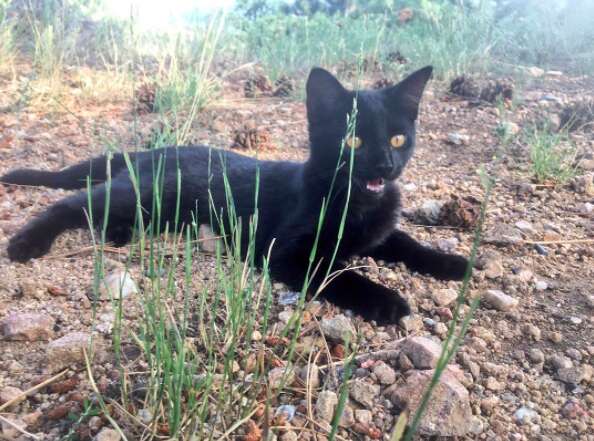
[365,178,385,193]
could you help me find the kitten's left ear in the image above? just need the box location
[385,66,433,120]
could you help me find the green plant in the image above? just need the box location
[525,127,578,184]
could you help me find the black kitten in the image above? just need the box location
[1,66,468,324]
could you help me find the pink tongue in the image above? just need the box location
[369,178,383,186]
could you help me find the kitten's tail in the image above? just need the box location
[0,154,129,190]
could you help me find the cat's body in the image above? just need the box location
[1,66,468,324]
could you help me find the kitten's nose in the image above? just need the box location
[376,163,393,177]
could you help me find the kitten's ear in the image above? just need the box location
[306,67,348,122]
[385,66,433,120]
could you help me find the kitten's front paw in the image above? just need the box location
[362,291,411,325]
[440,254,469,280]
[7,229,52,262]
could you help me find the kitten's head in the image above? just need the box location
[306,66,433,196]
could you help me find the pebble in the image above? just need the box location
[482,290,518,311]
[513,406,538,425]
[534,244,548,255]
[534,281,548,291]
[268,367,294,389]
[278,291,299,305]
[548,354,573,370]
[98,271,138,300]
[515,220,535,234]
[401,336,442,369]
[528,348,545,364]
[275,404,296,422]
[372,361,396,385]
[569,316,582,325]
[47,332,101,372]
[320,314,355,343]
[416,199,444,225]
[432,288,458,307]
[483,259,504,279]
[95,427,121,441]
[447,132,470,146]
[1,312,55,341]
[355,409,372,425]
[0,386,25,409]
[349,380,379,408]
[391,369,473,436]
[315,390,337,422]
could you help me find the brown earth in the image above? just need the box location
[0,64,593,440]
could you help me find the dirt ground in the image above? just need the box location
[0,64,593,441]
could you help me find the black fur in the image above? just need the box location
[1,66,468,324]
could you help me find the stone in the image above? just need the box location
[399,314,424,332]
[268,367,295,389]
[556,365,593,384]
[432,289,458,307]
[447,132,470,146]
[528,348,545,364]
[548,354,573,370]
[527,66,545,77]
[482,290,518,311]
[483,259,504,279]
[398,352,414,371]
[355,409,372,425]
[47,332,101,372]
[198,224,220,253]
[1,312,54,341]
[535,281,548,291]
[515,220,535,234]
[480,396,500,415]
[513,406,538,425]
[524,324,541,341]
[402,336,442,369]
[415,199,444,225]
[320,314,355,343]
[391,369,473,437]
[98,271,138,300]
[95,427,121,441]
[280,431,298,441]
[0,386,24,409]
[0,416,26,440]
[373,361,396,385]
[315,390,337,422]
[485,376,504,391]
[349,380,379,408]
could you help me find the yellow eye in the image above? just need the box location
[390,134,406,148]
[346,136,362,149]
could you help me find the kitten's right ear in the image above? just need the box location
[306,67,347,123]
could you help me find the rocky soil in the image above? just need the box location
[0,64,593,440]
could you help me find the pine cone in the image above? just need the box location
[135,82,157,114]
[244,74,273,98]
[272,76,295,97]
[231,125,275,151]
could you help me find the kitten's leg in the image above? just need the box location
[368,230,469,280]
[270,247,410,324]
[7,180,138,262]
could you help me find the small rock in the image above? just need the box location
[432,288,458,307]
[415,200,444,225]
[524,324,541,341]
[391,369,473,436]
[355,409,372,425]
[95,427,121,441]
[548,354,573,370]
[315,390,337,422]
[47,332,101,372]
[399,314,424,332]
[349,380,379,408]
[569,316,582,325]
[534,280,548,291]
[436,238,458,253]
[137,409,152,425]
[434,322,448,336]
[89,416,103,432]
[398,352,414,371]
[280,431,298,441]
[548,331,562,343]
[98,271,138,300]
[528,348,544,364]
[372,361,396,384]
[268,367,295,389]
[556,365,593,385]
[278,291,299,306]
[275,404,296,422]
[0,416,26,440]
[320,314,355,343]
[482,289,518,311]
[402,336,442,369]
[534,244,548,255]
[1,312,54,341]
[0,386,24,409]
[515,220,535,234]
[566,348,582,361]
[278,310,293,324]
[485,376,504,391]
[447,132,470,146]
[514,406,538,425]
[481,396,500,415]
[560,399,586,419]
[483,259,504,279]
